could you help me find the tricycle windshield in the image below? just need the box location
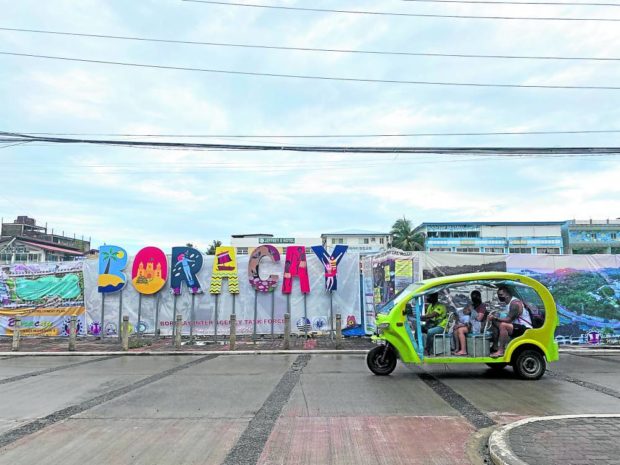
[376,283,423,314]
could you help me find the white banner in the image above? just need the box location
[84,252,361,336]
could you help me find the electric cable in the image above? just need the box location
[183,0,620,21]
[2,51,619,90]
[1,26,618,62]
[7,129,620,139]
[401,0,620,6]
[2,131,620,156]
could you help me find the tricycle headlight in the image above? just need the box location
[377,322,390,334]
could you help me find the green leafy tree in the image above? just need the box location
[207,240,222,255]
[390,216,425,251]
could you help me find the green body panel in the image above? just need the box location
[374,271,559,366]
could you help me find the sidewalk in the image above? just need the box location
[0,334,376,353]
[489,414,620,465]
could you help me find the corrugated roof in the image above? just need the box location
[19,240,84,255]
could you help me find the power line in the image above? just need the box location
[183,0,620,21]
[2,26,619,62]
[2,131,620,156]
[2,51,620,90]
[8,129,620,138]
[402,0,620,6]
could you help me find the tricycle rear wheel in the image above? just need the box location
[367,345,397,376]
[512,349,546,380]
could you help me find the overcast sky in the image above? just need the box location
[1,0,619,253]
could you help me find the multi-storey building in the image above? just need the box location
[321,229,391,255]
[564,219,620,254]
[413,221,565,254]
[0,216,90,263]
[230,233,321,256]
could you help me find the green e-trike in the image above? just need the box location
[367,272,559,380]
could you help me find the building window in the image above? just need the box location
[28,253,39,261]
[509,247,533,254]
[331,238,336,244]
[379,237,384,244]
[536,248,560,254]
[429,247,451,252]
[371,237,376,242]
[439,231,452,238]
[338,238,344,244]
[484,247,504,253]
[612,233,618,240]
[466,231,480,238]
[237,247,248,255]
[364,238,369,244]
[456,247,480,253]
[0,253,11,262]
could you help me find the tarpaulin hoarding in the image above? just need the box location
[362,251,620,337]
[84,251,361,336]
[0,261,86,336]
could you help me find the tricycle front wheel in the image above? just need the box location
[367,345,397,376]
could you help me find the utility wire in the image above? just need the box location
[2,131,620,156]
[1,26,619,62]
[8,129,620,138]
[2,51,619,90]
[183,0,620,21]
[401,0,620,6]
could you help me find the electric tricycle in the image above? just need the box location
[367,272,559,380]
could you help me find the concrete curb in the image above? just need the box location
[488,414,620,465]
[0,349,371,356]
[559,348,620,354]
[1,348,618,356]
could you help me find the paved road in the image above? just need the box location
[0,352,618,465]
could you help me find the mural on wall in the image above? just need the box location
[311,245,348,292]
[363,251,620,340]
[170,246,203,295]
[248,245,281,293]
[131,246,168,295]
[507,254,620,338]
[209,246,240,294]
[98,245,128,293]
[0,261,86,336]
[282,246,310,294]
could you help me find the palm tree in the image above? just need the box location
[207,240,222,255]
[390,217,425,251]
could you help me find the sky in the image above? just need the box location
[1,0,619,253]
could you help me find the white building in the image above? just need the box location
[321,229,391,255]
[414,222,565,254]
[230,234,322,255]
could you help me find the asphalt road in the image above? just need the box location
[0,352,618,465]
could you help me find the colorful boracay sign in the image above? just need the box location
[248,245,281,293]
[170,246,204,295]
[209,246,240,294]
[98,244,348,296]
[131,247,168,295]
[98,245,128,293]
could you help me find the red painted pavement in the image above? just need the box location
[258,416,475,465]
